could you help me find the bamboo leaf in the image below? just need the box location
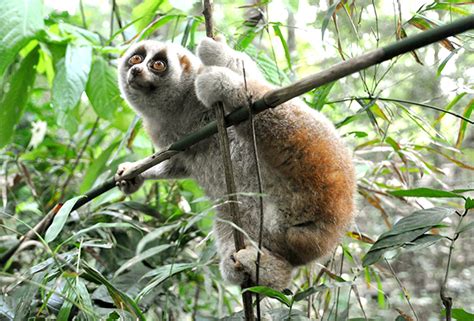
[82,263,146,321]
[455,98,474,148]
[321,1,341,40]
[388,188,466,199]
[245,286,292,307]
[138,263,195,299]
[45,196,83,243]
[115,244,173,277]
[0,47,39,148]
[131,0,172,32]
[272,24,292,72]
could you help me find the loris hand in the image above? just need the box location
[115,162,145,194]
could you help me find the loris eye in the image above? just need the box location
[151,60,167,72]
[129,55,143,65]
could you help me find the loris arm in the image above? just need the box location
[197,38,264,81]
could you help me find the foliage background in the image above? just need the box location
[0,0,473,320]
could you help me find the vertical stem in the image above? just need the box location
[385,259,419,320]
[203,1,254,320]
[441,209,468,321]
[244,65,264,321]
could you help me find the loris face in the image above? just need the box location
[118,41,199,110]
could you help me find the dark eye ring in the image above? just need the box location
[151,60,166,72]
[129,55,143,65]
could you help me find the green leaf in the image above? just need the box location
[138,263,195,299]
[82,263,146,321]
[380,207,453,239]
[0,47,39,148]
[388,188,465,199]
[308,82,335,111]
[363,207,453,266]
[465,197,474,210]
[437,49,458,77]
[86,57,122,120]
[52,44,92,127]
[115,244,173,276]
[62,222,140,245]
[132,0,172,32]
[321,0,340,40]
[456,98,474,149]
[244,286,291,307]
[139,14,185,41]
[0,0,44,76]
[426,3,471,16]
[136,223,180,254]
[404,234,444,252]
[293,281,352,302]
[272,24,292,72]
[79,141,119,194]
[452,308,474,321]
[45,196,83,243]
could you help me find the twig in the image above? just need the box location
[385,259,419,321]
[79,0,87,29]
[202,0,215,39]
[328,96,473,124]
[203,1,254,320]
[441,208,469,321]
[335,249,344,320]
[244,63,265,321]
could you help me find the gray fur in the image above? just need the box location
[116,39,356,289]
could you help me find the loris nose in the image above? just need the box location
[130,66,142,76]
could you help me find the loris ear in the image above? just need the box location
[179,54,192,73]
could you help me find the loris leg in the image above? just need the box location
[215,221,293,290]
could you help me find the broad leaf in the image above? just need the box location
[381,207,453,239]
[363,207,453,266]
[0,48,39,148]
[86,57,122,120]
[52,44,92,127]
[0,0,44,76]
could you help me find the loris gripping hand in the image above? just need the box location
[115,162,145,194]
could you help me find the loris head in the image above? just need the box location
[118,40,201,113]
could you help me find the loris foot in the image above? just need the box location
[115,162,145,194]
[220,246,293,290]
